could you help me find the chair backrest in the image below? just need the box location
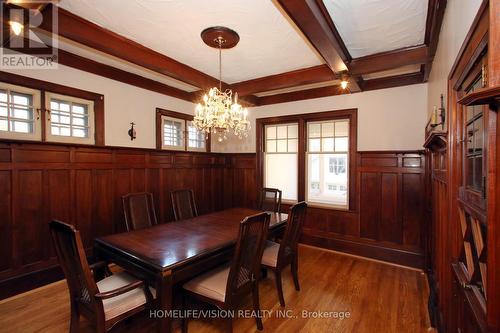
[278,201,307,265]
[122,192,158,231]
[171,189,198,221]
[225,212,270,301]
[259,187,282,213]
[49,220,101,314]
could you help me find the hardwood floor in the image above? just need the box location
[0,245,432,333]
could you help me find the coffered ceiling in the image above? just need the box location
[4,0,447,106]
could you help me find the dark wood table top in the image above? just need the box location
[95,208,288,272]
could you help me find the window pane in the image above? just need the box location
[277,125,287,139]
[0,105,7,117]
[288,139,298,152]
[309,123,321,137]
[335,137,348,152]
[322,138,334,152]
[72,127,88,138]
[322,122,334,137]
[0,119,7,131]
[266,126,276,139]
[309,138,320,152]
[266,139,276,152]
[277,139,287,152]
[0,91,7,103]
[265,153,297,201]
[187,123,205,149]
[163,120,183,147]
[12,93,30,106]
[288,124,298,139]
[335,121,349,137]
[307,153,348,207]
[12,120,31,133]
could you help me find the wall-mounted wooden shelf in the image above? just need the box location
[424,131,447,151]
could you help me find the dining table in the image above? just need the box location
[93,207,288,333]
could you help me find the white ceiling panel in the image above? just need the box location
[58,0,323,83]
[322,0,428,58]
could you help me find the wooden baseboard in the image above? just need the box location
[0,265,64,300]
[300,233,425,269]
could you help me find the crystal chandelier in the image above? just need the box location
[194,27,250,142]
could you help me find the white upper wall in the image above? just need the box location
[213,83,428,153]
[3,65,195,149]
[427,0,483,116]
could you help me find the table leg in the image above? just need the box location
[156,270,173,333]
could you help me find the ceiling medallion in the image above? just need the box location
[194,27,250,142]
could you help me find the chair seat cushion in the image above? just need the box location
[97,271,156,320]
[182,264,230,302]
[261,240,280,267]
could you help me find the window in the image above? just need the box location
[46,93,95,144]
[0,83,41,140]
[156,109,208,152]
[307,120,349,208]
[162,115,185,150]
[257,109,356,211]
[264,123,298,201]
[187,121,206,151]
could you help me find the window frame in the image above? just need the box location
[156,108,210,152]
[0,82,42,141]
[0,72,105,146]
[256,109,357,212]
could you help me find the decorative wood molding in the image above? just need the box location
[349,45,429,76]
[457,86,500,109]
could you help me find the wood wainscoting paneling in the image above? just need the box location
[0,142,426,299]
[300,151,426,268]
[0,141,254,299]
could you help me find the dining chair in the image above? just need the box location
[258,187,282,213]
[261,201,307,306]
[122,192,158,231]
[182,212,271,333]
[171,189,198,221]
[49,220,155,333]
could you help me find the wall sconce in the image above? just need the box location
[128,122,136,141]
[431,94,446,130]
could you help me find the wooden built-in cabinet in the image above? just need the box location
[426,1,500,331]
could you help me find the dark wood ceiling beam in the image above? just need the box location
[259,72,424,106]
[361,72,424,91]
[423,0,447,81]
[349,45,430,76]
[231,65,337,96]
[275,0,362,92]
[276,0,350,70]
[38,4,221,90]
[258,85,345,106]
